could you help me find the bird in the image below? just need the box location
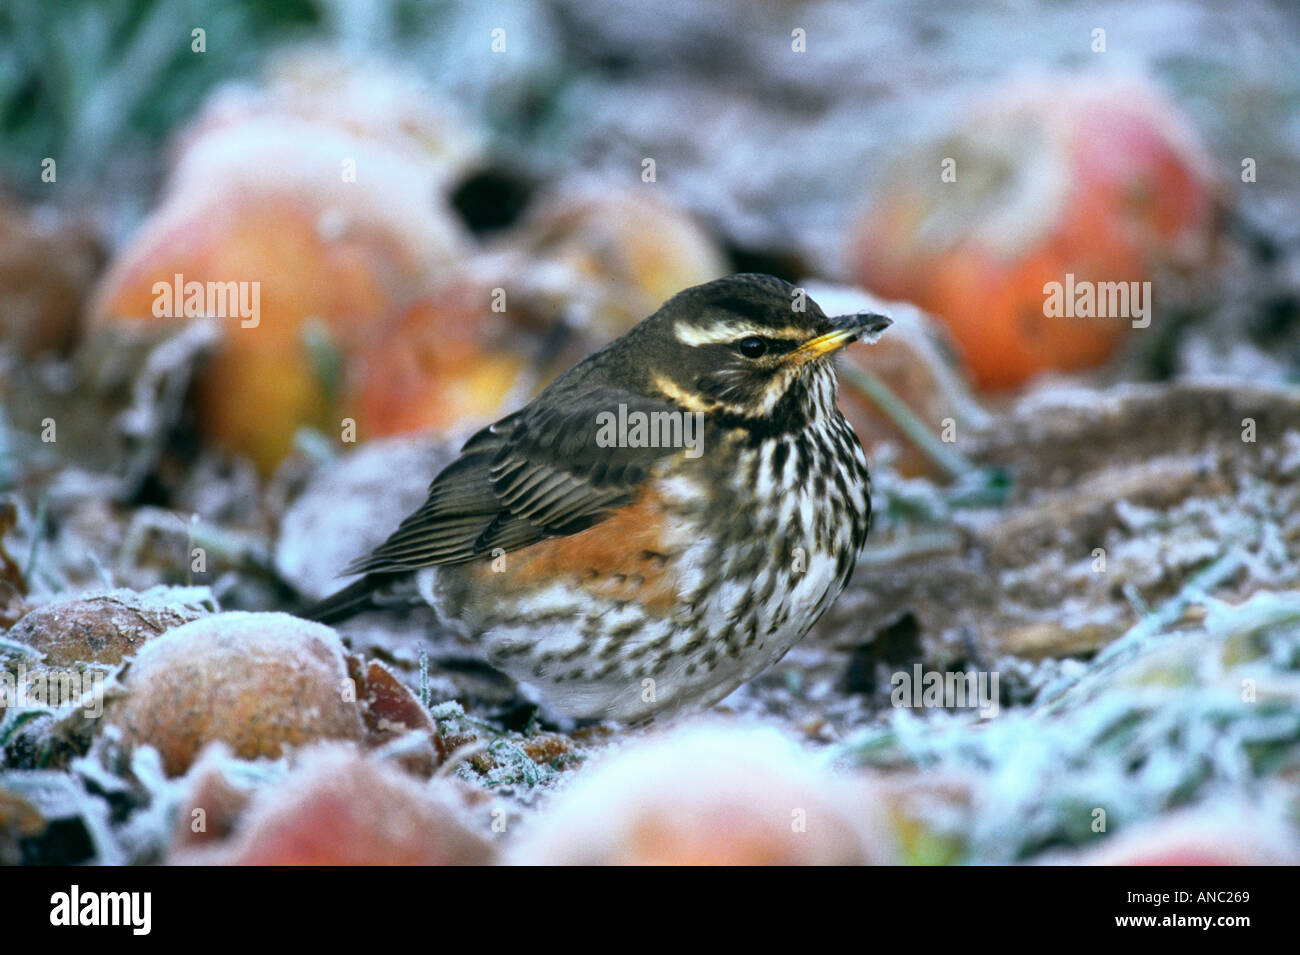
[304,273,891,722]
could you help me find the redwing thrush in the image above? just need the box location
[306,274,891,722]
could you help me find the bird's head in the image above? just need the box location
[621,274,891,427]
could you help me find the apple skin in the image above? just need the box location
[88,60,473,473]
[847,74,1219,392]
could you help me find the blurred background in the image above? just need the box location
[2,0,1300,866]
[2,0,1298,468]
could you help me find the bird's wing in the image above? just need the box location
[345,388,690,574]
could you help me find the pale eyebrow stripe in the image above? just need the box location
[673,321,807,345]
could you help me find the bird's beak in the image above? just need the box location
[794,312,893,360]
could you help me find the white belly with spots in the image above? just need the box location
[417,430,865,723]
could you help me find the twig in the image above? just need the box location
[839,364,978,482]
[21,491,49,588]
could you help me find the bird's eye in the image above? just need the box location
[737,336,767,358]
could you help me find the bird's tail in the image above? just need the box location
[300,573,396,625]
